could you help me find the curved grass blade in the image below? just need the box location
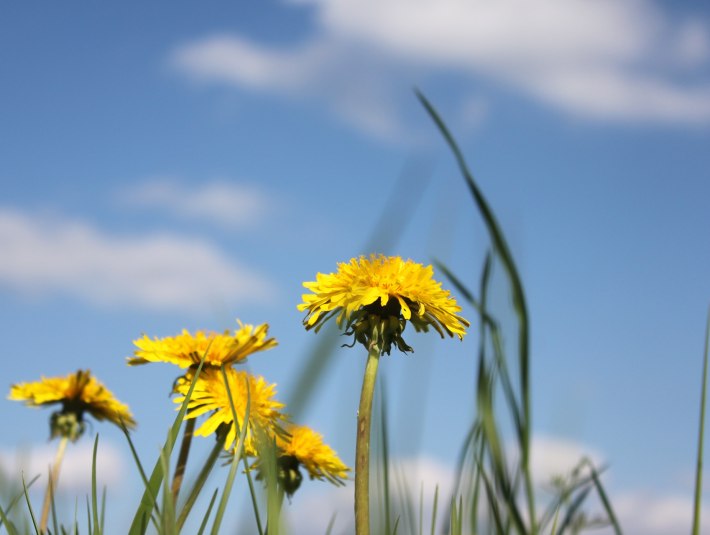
[693,308,710,535]
[417,89,536,532]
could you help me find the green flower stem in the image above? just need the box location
[171,417,196,503]
[176,431,226,532]
[355,344,380,535]
[40,436,68,533]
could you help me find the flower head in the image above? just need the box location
[298,254,469,354]
[8,369,136,441]
[252,424,349,497]
[278,424,349,485]
[128,321,276,369]
[173,367,286,455]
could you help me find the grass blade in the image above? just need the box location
[21,473,39,534]
[128,357,206,535]
[210,367,250,535]
[176,434,226,532]
[692,308,710,535]
[0,501,20,535]
[418,89,536,532]
[91,435,101,535]
[196,488,218,535]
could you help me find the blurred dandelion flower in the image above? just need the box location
[278,424,349,485]
[128,320,276,368]
[253,424,349,497]
[8,369,136,441]
[298,254,469,354]
[173,367,286,454]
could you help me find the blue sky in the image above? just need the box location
[1,1,710,533]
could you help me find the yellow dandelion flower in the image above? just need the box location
[174,367,286,454]
[298,254,469,354]
[8,369,136,440]
[128,320,276,368]
[278,424,349,485]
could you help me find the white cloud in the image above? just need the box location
[281,447,710,535]
[528,434,605,487]
[172,35,326,93]
[0,440,126,492]
[120,178,272,229]
[171,34,409,141]
[172,0,710,132]
[614,491,710,535]
[0,208,275,311]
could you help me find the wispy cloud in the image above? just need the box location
[171,0,710,135]
[170,35,414,141]
[120,178,273,229]
[0,208,275,311]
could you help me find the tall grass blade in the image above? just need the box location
[160,444,177,534]
[242,455,264,535]
[585,460,622,535]
[50,469,59,535]
[417,90,536,531]
[196,488,218,535]
[21,473,39,535]
[555,485,591,535]
[91,435,102,535]
[430,485,438,535]
[692,308,710,535]
[176,435,226,532]
[128,357,206,535]
[325,513,337,535]
[0,474,39,533]
[210,367,250,535]
[0,502,20,535]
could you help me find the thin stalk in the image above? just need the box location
[40,436,68,533]
[172,418,196,503]
[176,435,226,532]
[692,308,710,535]
[355,344,381,535]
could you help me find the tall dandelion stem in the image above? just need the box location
[40,436,68,533]
[171,417,196,503]
[355,343,380,535]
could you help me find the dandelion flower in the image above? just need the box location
[173,367,286,454]
[298,254,469,354]
[9,369,136,440]
[278,424,349,484]
[128,320,276,368]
